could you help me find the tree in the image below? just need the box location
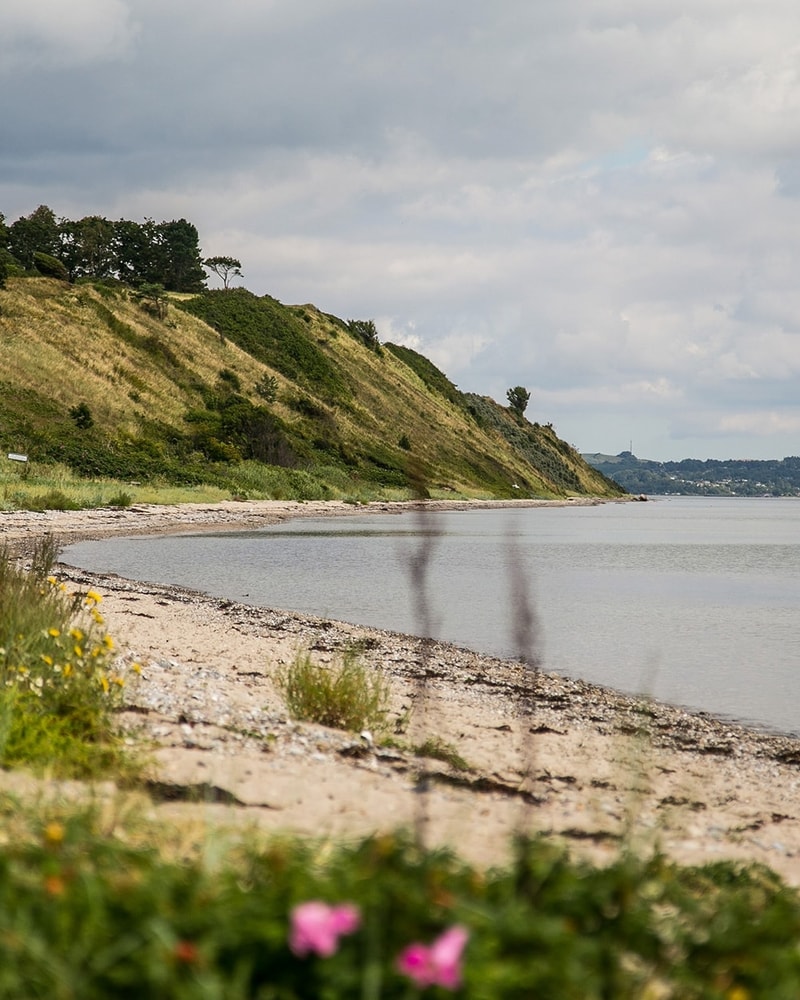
[60,215,116,281]
[506,386,531,418]
[204,256,242,290]
[113,218,164,287]
[159,219,206,292]
[8,205,61,270]
[346,318,380,350]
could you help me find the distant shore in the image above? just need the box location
[5,496,800,883]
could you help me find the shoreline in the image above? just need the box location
[5,498,800,880]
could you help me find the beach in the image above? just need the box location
[4,498,800,882]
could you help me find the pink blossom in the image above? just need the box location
[396,924,469,990]
[289,901,361,957]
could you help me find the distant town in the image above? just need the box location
[582,452,800,497]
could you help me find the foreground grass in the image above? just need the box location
[0,803,799,998]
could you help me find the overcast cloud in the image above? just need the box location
[3,1,800,460]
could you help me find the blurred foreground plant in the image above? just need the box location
[0,816,799,997]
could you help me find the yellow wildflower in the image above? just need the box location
[132,662,142,675]
[112,676,125,688]
[99,675,109,693]
[48,628,60,638]
[46,576,58,586]
[85,590,103,605]
[69,628,84,642]
[44,822,65,846]
[73,645,83,659]
[91,610,105,625]
[40,654,53,667]
[63,664,72,678]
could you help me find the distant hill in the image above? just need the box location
[0,277,623,502]
[583,451,800,496]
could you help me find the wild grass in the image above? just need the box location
[0,538,142,779]
[275,649,391,733]
[412,736,472,772]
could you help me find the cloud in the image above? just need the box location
[0,0,137,72]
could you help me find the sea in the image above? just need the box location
[60,496,800,736]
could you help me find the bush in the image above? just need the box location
[275,649,390,732]
[69,401,94,429]
[24,490,81,512]
[32,251,69,282]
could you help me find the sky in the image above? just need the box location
[3,1,800,461]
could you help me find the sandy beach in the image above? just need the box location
[4,498,800,883]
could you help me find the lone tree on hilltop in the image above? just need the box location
[204,255,243,290]
[506,385,531,419]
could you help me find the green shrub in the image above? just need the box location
[255,372,279,403]
[32,251,69,282]
[69,401,94,429]
[275,649,390,732]
[106,491,133,508]
[24,489,80,512]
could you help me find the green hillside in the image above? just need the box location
[0,277,624,506]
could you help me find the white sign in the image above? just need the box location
[7,453,28,463]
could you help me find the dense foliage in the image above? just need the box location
[1,817,800,997]
[1,206,206,291]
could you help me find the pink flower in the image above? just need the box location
[396,925,469,990]
[289,901,361,957]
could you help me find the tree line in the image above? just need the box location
[0,205,214,292]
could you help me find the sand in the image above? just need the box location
[4,498,800,882]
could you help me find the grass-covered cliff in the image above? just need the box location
[0,278,624,506]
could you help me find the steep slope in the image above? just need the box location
[0,278,624,500]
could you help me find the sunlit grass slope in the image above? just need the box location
[0,278,624,505]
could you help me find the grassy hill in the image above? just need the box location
[0,277,624,507]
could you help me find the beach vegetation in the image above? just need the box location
[412,736,471,772]
[0,538,141,779]
[275,649,391,733]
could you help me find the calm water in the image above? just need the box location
[61,497,800,734]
